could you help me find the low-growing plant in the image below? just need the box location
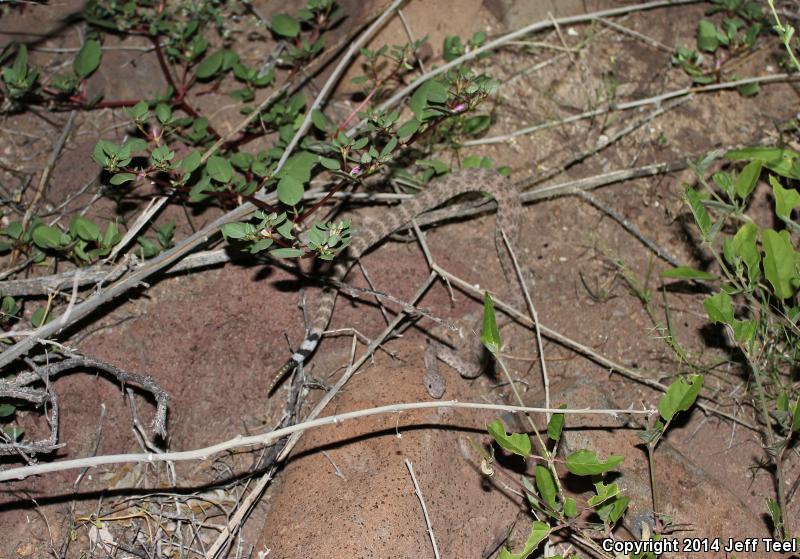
[660,147,800,539]
[0,0,511,452]
[480,294,703,558]
[672,0,767,93]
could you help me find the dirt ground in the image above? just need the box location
[0,0,798,558]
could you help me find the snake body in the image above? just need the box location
[268,168,521,393]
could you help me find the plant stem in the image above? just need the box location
[646,443,660,530]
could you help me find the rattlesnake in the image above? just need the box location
[268,167,523,393]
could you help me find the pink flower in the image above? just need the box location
[349,165,362,177]
[453,103,467,113]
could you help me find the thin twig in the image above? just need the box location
[577,189,681,266]
[428,263,757,430]
[274,0,404,173]
[405,459,440,559]
[0,400,654,482]
[594,16,672,52]
[501,228,551,421]
[20,110,76,234]
[464,73,800,147]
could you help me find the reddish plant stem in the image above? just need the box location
[149,35,221,140]
[296,178,350,224]
[151,35,180,94]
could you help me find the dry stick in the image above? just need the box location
[576,189,681,266]
[405,459,441,559]
[19,110,76,234]
[398,9,426,74]
[523,95,692,190]
[0,248,231,297]
[429,263,757,431]
[0,400,654,482]
[106,195,165,262]
[349,0,705,136]
[408,159,690,238]
[464,73,800,147]
[594,16,673,52]
[501,228,550,422]
[0,159,690,298]
[274,0,404,173]
[0,194,266,368]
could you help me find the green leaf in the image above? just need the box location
[180,151,202,174]
[137,237,160,258]
[658,374,704,422]
[462,155,485,169]
[32,225,62,249]
[704,291,734,324]
[565,449,623,475]
[791,399,800,433]
[155,103,172,124]
[123,137,148,153]
[588,481,621,507]
[221,222,253,240]
[207,155,233,183]
[271,13,300,38]
[597,494,630,525]
[769,175,800,221]
[2,222,22,240]
[3,426,23,441]
[697,20,719,52]
[409,80,448,119]
[487,419,531,458]
[463,115,491,135]
[1,296,20,317]
[277,175,304,206]
[318,156,340,170]
[737,82,760,97]
[713,171,734,196]
[396,120,420,140]
[480,292,501,355]
[734,159,762,199]
[497,521,549,559]
[767,498,783,535]
[278,151,317,183]
[351,137,369,150]
[109,172,136,185]
[0,403,16,418]
[730,222,760,284]
[732,319,757,343]
[74,39,102,79]
[535,465,558,510]
[762,229,798,299]
[195,50,224,79]
[417,159,449,175]
[69,216,100,241]
[563,497,577,518]
[12,44,28,78]
[684,186,712,240]
[249,238,274,253]
[269,247,305,258]
[660,266,716,280]
[311,109,330,132]
[546,404,566,441]
[726,147,800,180]
[102,222,121,248]
[30,306,48,327]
